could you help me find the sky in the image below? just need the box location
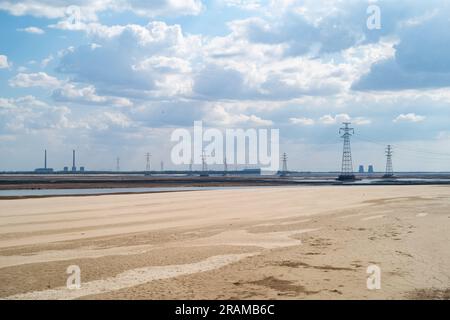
[1,0,450,172]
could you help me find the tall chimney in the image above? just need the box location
[72,150,76,172]
[44,150,47,169]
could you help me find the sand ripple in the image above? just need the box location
[2,253,257,300]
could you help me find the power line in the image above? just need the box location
[394,153,450,162]
[392,144,450,157]
[353,135,450,158]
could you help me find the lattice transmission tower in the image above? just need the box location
[383,145,394,178]
[200,150,209,177]
[338,122,355,181]
[280,153,288,177]
[145,153,151,176]
[188,158,193,176]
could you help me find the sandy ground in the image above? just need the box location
[0,186,449,300]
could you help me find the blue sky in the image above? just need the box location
[1,0,450,171]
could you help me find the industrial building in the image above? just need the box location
[34,150,54,173]
[67,150,85,173]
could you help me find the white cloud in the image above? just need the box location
[0,95,71,133]
[319,113,371,125]
[0,95,48,109]
[0,94,134,138]
[121,0,203,17]
[100,112,132,128]
[319,114,350,125]
[9,72,133,107]
[352,117,372,125]
[0,54,9,68]
[289,117,315,125]
[41,55,54,68]
[54,21,201,99]
[17,26,45,34]
[48,12,390,102]
[52,84,133,107]
[0,97,15,109]
[83,111,133,131]
[38,16,393,133]
[206,104,273,126]
[9,72,62,88]
[43,6,394,103]
[223,0,261,10]
[133,56,191,74]
[0,0,203,20]
[393,113,426,123]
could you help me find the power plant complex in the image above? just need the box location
[35,150,85,173]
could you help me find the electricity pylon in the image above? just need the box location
[188,157,193,176]
[145,153,151,176]
[280,153,288,177]
[383,145,394,178]
[338,122,355,181]
[200,150,209,177]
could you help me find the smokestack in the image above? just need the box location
[72,150,77,172]
[44,150,47,169]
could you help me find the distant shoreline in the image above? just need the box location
[0,188,204,200]
[1,177,450,200]
[1,172,450,202]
